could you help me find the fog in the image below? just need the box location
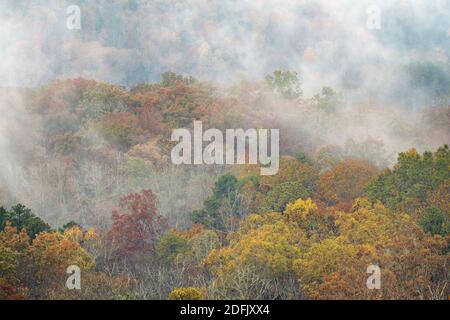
[1,1,448,99]
[0,0,448,226]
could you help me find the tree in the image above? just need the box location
[100,112,142,151]
[0,222,30,284]
[187,227,220,265]
[58,221,81,233]
[28,231,95,297]
[294,151,314,166]
[32,78,96,138]
[419,207,450,236]
[191,174,246,232]
[284,198,334,237]
[157,231,189,264]
[159,80,216,129]
[0,207,7,231]
[265,70,302,100]
[0,221,96,299]
[205,212,306,299]
[429,179,450,213]
[405,62,450,105]
[366,145,450,211]
[312,87,342,112]
[258,156,318,195]
[316,160,378,209]
[108,190,168,263]
[80,82,130,120]
[294,238,361,297]
[232,156,318,215]
[121,156,155,188]
[0,204,50,239]
[259,181,309,213]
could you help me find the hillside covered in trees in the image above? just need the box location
[0,71,448,300]
[0,0,449,301]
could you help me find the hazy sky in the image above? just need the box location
[0,0,449,103]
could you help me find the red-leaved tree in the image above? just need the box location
[108,190,168,263]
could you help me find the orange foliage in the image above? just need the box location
[316,159,378,210]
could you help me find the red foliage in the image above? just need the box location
[132,92,166,134]
[108,190,168,262]
[0,278,26,300]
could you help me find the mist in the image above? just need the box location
[0,1,448,99]
[0,0,449,227]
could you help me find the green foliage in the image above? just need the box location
[191,174,242,231]
[295,151,314,166]
[0,204,50,239]
[312,87,342,112]
[366,145,450,211]
[265,70,302,100]
[58,221,80,233]
[160,71,198,87]
[80,83,129,120]
[191,207,219,231]
[419,207,450,236]
[212,174,238,198]
[0,207,7,231]
[189,229,220,263]
[259,181,309,213]
[157,231,189,264]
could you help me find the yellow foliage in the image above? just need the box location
[84,227,98,241]
[284,198,318,225]
[294,238,361,295]
[294,198,449,299]
[168,287,206,300]
[0,223,30,282]
[63,226,99,243]
[29,231,95,281]
[63,226,84,243]
[206,212,307,277]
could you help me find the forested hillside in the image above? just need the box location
[0,71,448,299]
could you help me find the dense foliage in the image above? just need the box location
[0,72,448,300]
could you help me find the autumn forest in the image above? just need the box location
[0,1,449,301]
